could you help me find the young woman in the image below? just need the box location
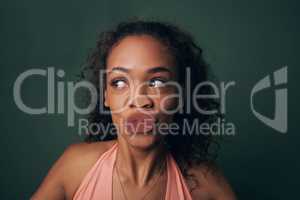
[31,19,237,200]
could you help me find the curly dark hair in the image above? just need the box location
[79,18,222,181]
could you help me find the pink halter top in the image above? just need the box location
[72,142,193,200]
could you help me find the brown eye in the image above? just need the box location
[110,78,128,89]
[149,78,167,88]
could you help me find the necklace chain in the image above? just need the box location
[114,156,166,200]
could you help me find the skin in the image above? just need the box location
[31,35,237,200]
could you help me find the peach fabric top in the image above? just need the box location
[73,142,193,200]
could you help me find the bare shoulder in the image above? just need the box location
[187,161,237,200]
[62,140,116,199]
[31,140,116,200]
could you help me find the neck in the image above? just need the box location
[116,137,167,187]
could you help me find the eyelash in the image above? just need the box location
[149,78,168,87]
[110,77,128,88]
[109,77,168,89]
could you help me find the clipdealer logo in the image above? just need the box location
[12,66,288,134]
[250,66,288,133]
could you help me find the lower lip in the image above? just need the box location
[124,119,156,134]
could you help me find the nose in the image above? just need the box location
[128,83,154,110]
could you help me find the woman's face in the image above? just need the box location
[105,35,179,149]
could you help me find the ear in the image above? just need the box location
[104,90,109,107]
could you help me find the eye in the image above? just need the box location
[110,78,128,89]
[149,78,167,88]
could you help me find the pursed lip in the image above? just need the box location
[124,112,157,133]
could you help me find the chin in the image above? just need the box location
[126,133,162,151]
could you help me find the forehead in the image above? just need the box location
[106,35,176,73]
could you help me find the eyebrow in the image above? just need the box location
[108,66,172,74]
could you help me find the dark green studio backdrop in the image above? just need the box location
[1,0,299,199]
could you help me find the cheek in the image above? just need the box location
[106,89,130,112]
[154,96,177,124]
[106,91,128,129]
[154,89,180,112]
[155,93,180,124]
[157,96,176,111]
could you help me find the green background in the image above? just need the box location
[1,0,299,199]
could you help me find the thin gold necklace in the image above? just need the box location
[114,155,166,200]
